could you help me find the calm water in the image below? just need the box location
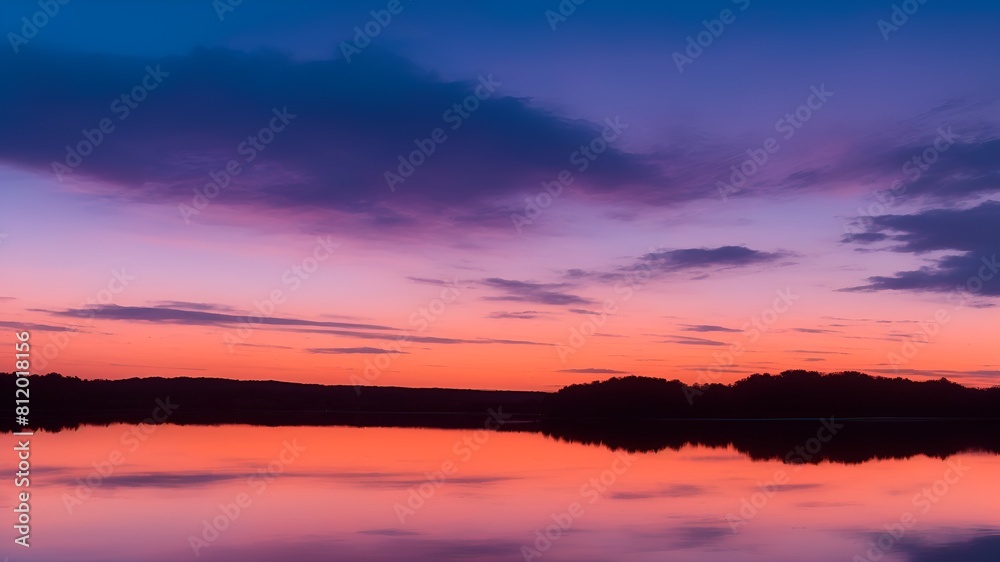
[6,424,1000,561]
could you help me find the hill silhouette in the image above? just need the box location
[4,370,999,463]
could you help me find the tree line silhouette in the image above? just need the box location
[4,370,998,463]
[544,370,1000,419]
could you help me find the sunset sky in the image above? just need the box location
[2,0,999,390]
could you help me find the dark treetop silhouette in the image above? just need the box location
[5,370,999,463]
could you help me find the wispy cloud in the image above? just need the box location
[149,300,238,312]
[36,304,396,331]
[480,278,592,306]
[659,335,726,346]
[232,343,294,350]
[488,310,546,320]
[0,320,78,332]
[570,246,790,283]
[307,347,408,354]
[635,246,789,271]
[679,324,742,333]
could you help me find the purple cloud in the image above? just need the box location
[843,201,1000,296]
[480,278,592,306]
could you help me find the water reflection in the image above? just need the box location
[4,424,999,561]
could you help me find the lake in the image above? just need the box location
[8,423,1000,561]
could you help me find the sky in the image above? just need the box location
[1,0,999,390]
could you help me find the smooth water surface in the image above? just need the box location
[4,424,999,561]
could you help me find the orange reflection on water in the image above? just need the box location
[5,424,999,561]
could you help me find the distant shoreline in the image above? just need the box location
[5,370,999,463]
